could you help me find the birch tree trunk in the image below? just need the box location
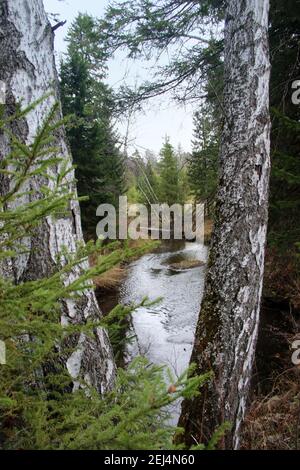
[178,0,270,449]
[0,0,116,393]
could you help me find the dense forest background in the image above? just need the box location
[0,0,299,452]
[59,2,300,311]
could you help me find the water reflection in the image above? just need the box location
[119,240,207,423]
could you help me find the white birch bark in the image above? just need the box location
[0,0,116,393]
[179,0,270,449]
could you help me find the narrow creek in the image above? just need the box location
[98,240,208,424]
[120,241,207,374]
[96,239,296,431]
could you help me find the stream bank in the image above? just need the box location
[95,239,208,423]
[241,299,300,449]
[94,227,300,441]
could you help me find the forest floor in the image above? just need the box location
[241,250,300,449]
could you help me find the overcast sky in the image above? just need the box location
[43,0,194,156]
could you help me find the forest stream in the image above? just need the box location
[98,240,208,424]
[97,239,297,430]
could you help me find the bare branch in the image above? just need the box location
[51,20,67,33]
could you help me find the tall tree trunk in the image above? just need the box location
[0,0,116,393]
[178,0,270,449]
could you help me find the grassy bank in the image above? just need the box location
[92,217,213,291]
[91,239,159,292]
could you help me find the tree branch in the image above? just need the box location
[52,20,67,33]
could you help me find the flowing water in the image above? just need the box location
[118,240,208,423]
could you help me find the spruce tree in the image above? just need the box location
[0,100,209,451]
[158,138,183,205]
[60,14,125,237]
[187,107,219,210]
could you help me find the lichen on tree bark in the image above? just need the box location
[0,0,116,393]
[178,0,271,449]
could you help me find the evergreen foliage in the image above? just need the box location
[0,100,212,450]
[267,0,300,252]
[187,106,219,208]
[65,13,108,79]
[126,142,189,210]
[60,14,125,237]
[107,0,299,254]
[158,139,184,205]
[101,0,225,107]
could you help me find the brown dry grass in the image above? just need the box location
[241,366,300,449]
[91,238,159,291]
[242,325,300,450]
[94,265,126,290]
[244,246,300,449]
